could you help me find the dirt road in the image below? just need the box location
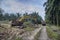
[38,26,50,40]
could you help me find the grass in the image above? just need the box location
[16,37,23,40]
[24,27,35,31]
[34,28,42,40]
[46,26,58,40]
[57,34,60,40]
[0,21,10,24]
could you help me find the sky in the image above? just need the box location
[0,0,47,20]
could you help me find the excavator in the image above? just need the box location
[11,15,31,28]
[11,15,38,28]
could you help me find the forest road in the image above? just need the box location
[38,26,50,40]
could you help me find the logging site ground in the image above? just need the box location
[0,0,60,40]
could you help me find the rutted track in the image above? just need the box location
[38,26,50,40]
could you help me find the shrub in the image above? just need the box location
[23,21,35,31]
[23,21,31,25]
[23,21,34,27]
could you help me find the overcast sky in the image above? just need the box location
[0,0,47,20]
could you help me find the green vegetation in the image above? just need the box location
[44,0,60,26]
[0,8,21,21]
[0,8,42,23]
[23,21,32,26]
[16,37,22,40]
[44,0,60,39]
[23,22,35,31]
[24,26,35,31]
[46,26,58,40]
[34,28,42,40]
[57,34,60,40]
[24,22,35,31]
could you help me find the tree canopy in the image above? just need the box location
[0,8,42,24]
[44,0,60,26]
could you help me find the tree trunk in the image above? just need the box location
[56,11,58,27]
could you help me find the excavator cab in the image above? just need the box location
[11,20,23,26]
